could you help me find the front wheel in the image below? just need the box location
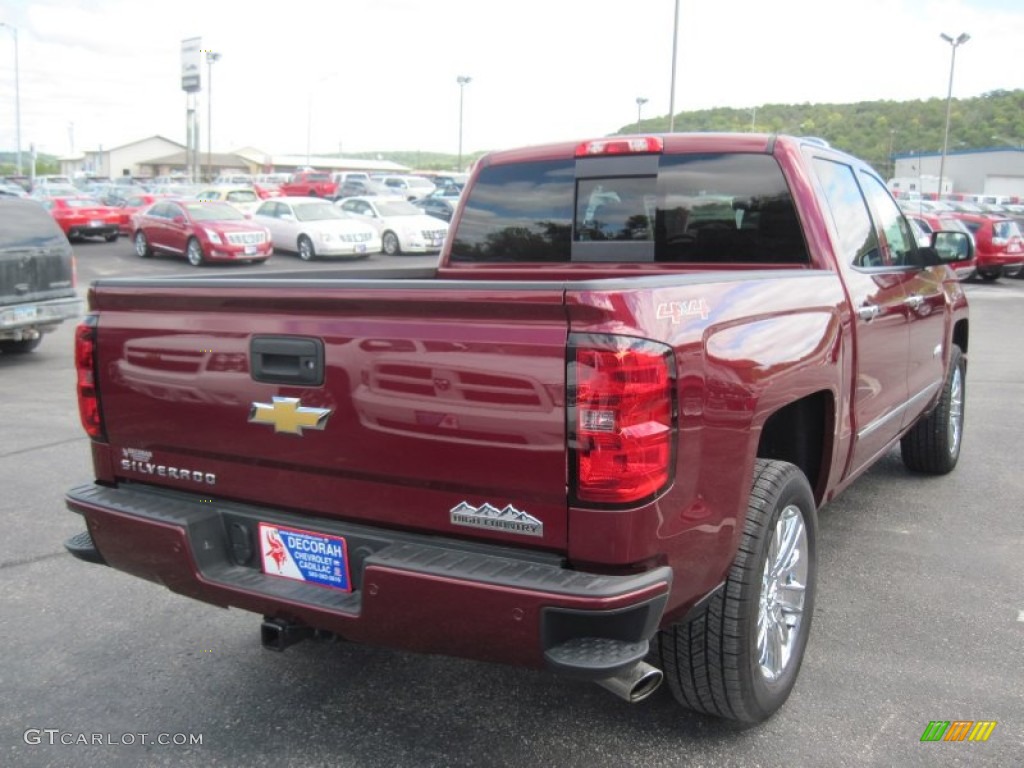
[382,231,401,255]
[134,231,152,257]
[186,237,205,267]
[659,459,817,723]
[900,345,965,474]
[297,235,315,261]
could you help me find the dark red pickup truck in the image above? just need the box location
[278,171,338,198]
[65,134,971,723]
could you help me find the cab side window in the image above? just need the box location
[859,172,916,266]
[813,158,883,268]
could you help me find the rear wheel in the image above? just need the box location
[382,231,401,255]
[0,337,42,354]
[134,231,152,257]
[659,459,817,723]
[901,345,965,474]
[298,235,315,261]
[186,237,205,267]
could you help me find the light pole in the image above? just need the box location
[668,0,679,132]
[456,75,471,172]
[888,129,897,180]
[635,97,648,133]
[938,32,969,200]
[0,22,21,175]
[205,51,222,182]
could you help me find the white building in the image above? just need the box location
[892,146,1024,198]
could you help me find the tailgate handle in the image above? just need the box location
[250,336,324,386]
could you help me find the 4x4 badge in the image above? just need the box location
[249,397,331,436]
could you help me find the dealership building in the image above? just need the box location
[891,145,1024,199]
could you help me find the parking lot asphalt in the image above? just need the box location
[1,239,1021,767]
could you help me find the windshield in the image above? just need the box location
[294,202,344,222]
[184,201,247,221]
[226,190,258,202]
[376,200,421,216]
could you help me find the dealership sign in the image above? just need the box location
[181,37,201,92]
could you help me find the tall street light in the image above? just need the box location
[456,75,471,172]
[635,97,648,133]
[0,22,21,175]
[938,32,969,199]
[206,50,222,182]
[668,0,679,132]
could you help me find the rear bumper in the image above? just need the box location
[0,295,83,337]
[65,482,671,677]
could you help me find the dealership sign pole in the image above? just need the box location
[181,37,201,183]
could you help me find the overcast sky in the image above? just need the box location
[0,0,1022,160]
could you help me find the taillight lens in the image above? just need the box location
[575,137,664,157]
[75,315,105,440]
[570,336,675,505]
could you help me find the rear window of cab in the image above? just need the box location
[449,153,808,265]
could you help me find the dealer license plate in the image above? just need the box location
[258,522,352,592]
[244,245,257,255]
[89,220,102,227]
[355,243,366,253]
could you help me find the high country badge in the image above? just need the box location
[450,502,543,537]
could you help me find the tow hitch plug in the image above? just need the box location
[260,617,314,651]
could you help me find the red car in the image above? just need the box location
[132,199,273,266]
[115,193,163,236]
[904,211,976,280]
[39,197,120,242]
[948,213,1024,281]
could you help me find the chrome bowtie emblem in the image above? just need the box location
[248,397,332,436]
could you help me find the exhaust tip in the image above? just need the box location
[596,661,664,703]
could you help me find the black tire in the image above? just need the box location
[900,345,965,474]
[382,231,401,256]
[104,233,118,243]
[659,459,817,724]
[0,337,42,354]
[297,235,315,261]
[977,269,1000,282]
[186,237,205,267]
[134,231,152,258]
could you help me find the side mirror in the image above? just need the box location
[931,230,974,263]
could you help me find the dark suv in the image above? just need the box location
[0,197,83,354]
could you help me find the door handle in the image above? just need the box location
[857,304,882,321]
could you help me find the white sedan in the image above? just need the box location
[336,196,448,255]
[253,197,381,260]
[194,186,263,215]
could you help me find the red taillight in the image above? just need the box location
[75,316,105,439]
[575,137,664,157]
[571,337,675,504]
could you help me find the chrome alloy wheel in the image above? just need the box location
[757,503,808,682]
[948,365,964,456]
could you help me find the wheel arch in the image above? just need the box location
[756,390,834,505]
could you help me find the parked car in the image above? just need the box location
[0,196,83,353]
[279,171,338,198]
[30,184,80,200]
[132,199,272,266]
[37,197,121,242]
[114,193,164,236]
[336,196,448,254]
[379,175,437,201]
[253,197,381,260]
[904,212,976,280]
[195,186,263,215]
[412,196,456,223]
[947,212,1024,280]
[0,181,27,197]
[331,179,393,201]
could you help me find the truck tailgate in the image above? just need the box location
[92,278,570,549]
